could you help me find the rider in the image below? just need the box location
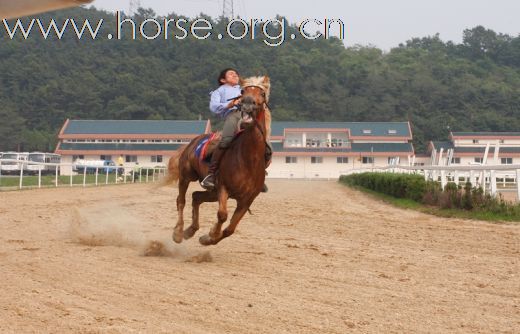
[200,68,268,192]
[200,68,242,189]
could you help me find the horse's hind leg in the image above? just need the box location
[173,178,189,244]
[184,190,218,240]
[199,188,229,246]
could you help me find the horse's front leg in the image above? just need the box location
[184,190,218,240]
[173,179,189,244]
[199,187,229,246]
[217,199,252,244]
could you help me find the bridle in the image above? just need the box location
[231,85,270,140]
[228,85,271,115]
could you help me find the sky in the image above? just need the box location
[89,0,520,50]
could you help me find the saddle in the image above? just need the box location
[195,132,221,163]
[195,121,271,165]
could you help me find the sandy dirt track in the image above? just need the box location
[0,180,519,333]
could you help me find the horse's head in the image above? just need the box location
[239,76,270,122]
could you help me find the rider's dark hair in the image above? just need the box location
[218,68,239,86]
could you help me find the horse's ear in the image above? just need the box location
[262,76,270,85]
[239,78,245,87]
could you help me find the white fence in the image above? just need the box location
[342,164,520,200]
[0,159,167,190]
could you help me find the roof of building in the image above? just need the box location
[454,147,520,154]
[270,122,411,138]
[430,141,454,150]
[61,120,209,135]
[271,142,413,153]
[57,143,184,151]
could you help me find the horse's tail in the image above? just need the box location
[161,145,187,187]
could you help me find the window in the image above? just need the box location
[388,129,397,134]
[337,157,348,164]
[311,156,323,164]
[285,156,297,164]
[362,157,374,164]
[126,155,138,163]
[473,139,479,144]
[306,138,322,147]
[501,157,513,165]
[151,155,163,163]
[331,138,348,147]
[474,157,483,164]
[72,155,84,161]
[451,157,461,164]
[100,155,112,161]
[388,157,399,164]
[362,129,372,134]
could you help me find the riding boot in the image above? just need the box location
[201,146,226,189]
[261,142,272,193]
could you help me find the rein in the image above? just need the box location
[238,85,269,142]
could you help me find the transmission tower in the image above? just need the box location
[222,0,234,19]
[129,0,141,16]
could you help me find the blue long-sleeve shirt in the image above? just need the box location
[209,84,241,118]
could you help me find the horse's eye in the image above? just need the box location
[261,92,266,97]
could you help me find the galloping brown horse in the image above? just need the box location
[164,76,271,246]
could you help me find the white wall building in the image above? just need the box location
[428,132,520,166]
[55,119,210,175]
[267,121,415,179]
[55,119,415,179]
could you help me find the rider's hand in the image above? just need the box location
[227,98,240,109]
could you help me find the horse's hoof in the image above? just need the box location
[199,234,214,246]
[172,231,183,244]
[183,227,197,240]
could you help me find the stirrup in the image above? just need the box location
[200,174,215,189]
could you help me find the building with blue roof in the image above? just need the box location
[267,121,414,178]
[55,119,415,178]
[428,132,520,166]
[55,119,211,175]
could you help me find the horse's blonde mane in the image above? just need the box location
[241,76,271,102]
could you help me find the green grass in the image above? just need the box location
[343,183,520,224]
[0,174,141,188]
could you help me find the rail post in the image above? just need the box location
[440,170,447,190]
[516,169,520,202]
[490,170,497,197]
[469,170,475,187]
[19,162,24,190]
